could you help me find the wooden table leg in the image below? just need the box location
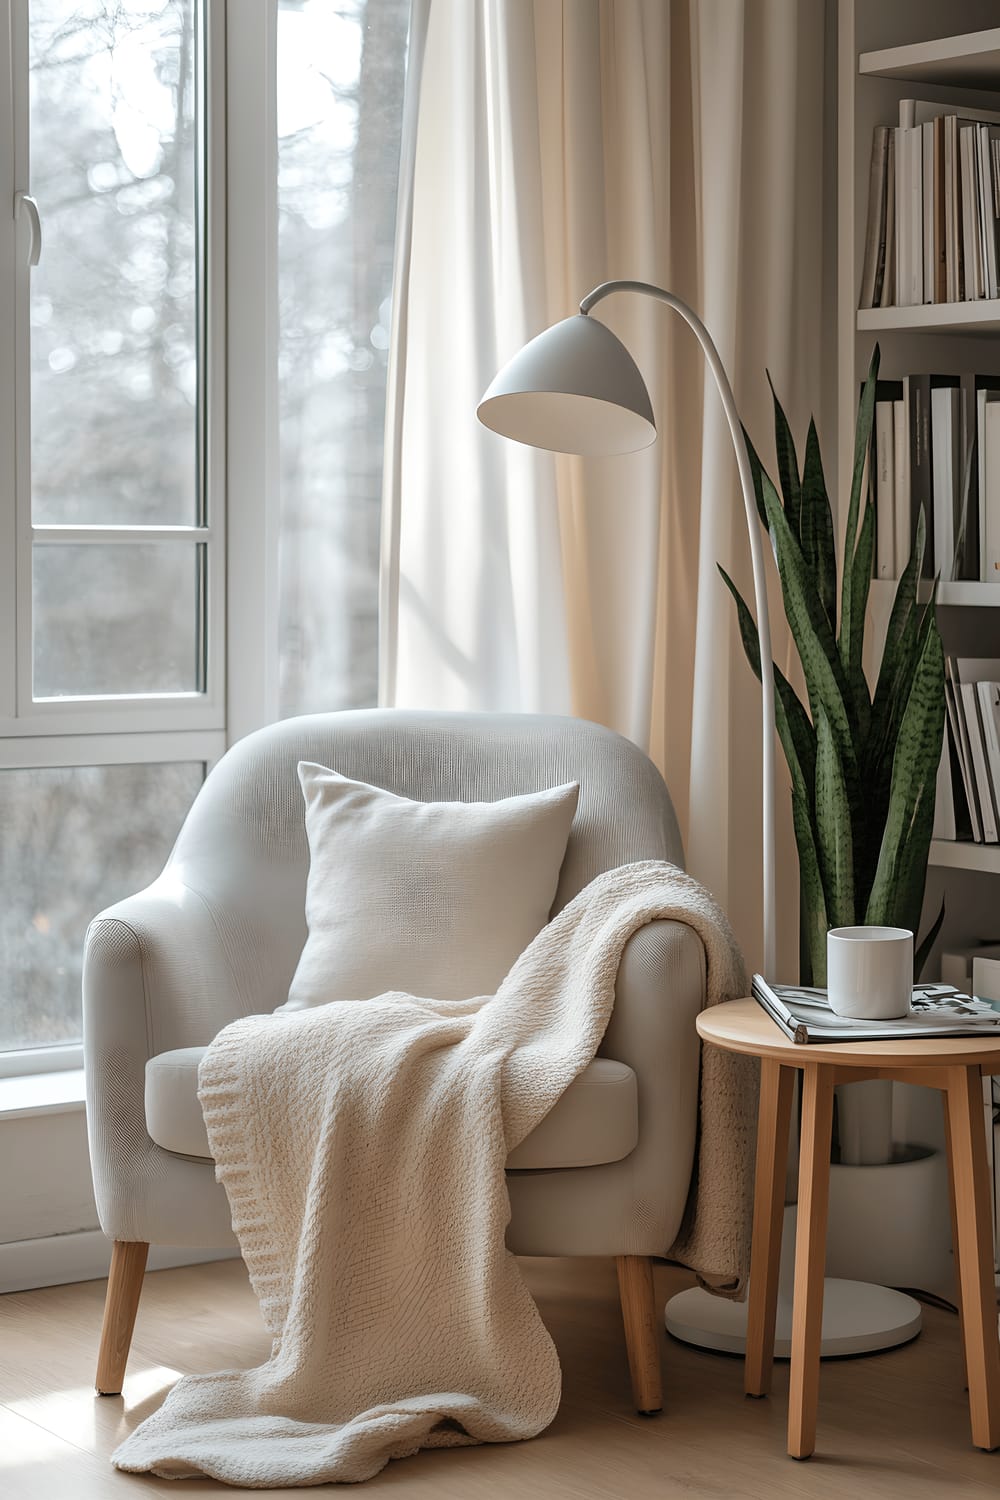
[787,1063,834,1461]
[941,1089,969,1389]
[943,1065,1000,1451]
[745,1060,795,1398]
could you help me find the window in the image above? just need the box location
[0,760,205,1053]
[0,0,411,1071]
[0,0,223,1063]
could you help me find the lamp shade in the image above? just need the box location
[477,313,656,455]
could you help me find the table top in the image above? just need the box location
[698,998,1000,1069]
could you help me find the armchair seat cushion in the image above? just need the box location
[144,1045,639,1170]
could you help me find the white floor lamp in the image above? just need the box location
[478,280,921,1357]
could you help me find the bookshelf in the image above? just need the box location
[840,2,1000,916]
[858,301,1000,334]
[869,578,1000,606]
[928,839,1000,874]
[859,29,1000,90]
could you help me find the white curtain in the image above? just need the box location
[381,0,826,977]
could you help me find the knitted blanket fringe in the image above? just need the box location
[112,860,753,1487]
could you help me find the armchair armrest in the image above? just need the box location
[83,876,249,1242]
[601,916,706,1156]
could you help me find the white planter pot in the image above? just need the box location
[825,1144,954,1301]
[836,1079,895,1165]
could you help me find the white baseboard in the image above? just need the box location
[0,1229,240,1294]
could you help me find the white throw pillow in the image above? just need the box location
[281,763,579,1009]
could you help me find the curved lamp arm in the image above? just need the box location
[581,280,777,979]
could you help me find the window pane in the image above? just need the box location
[276,0,409,716]
[33,543,203,697]
[0,762,203,1050]
[29,0,199,525]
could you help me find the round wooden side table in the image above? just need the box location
[698,998,1000,1460]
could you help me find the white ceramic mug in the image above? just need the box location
[826,926,913,1020]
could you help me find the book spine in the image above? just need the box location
[895,128,911,306]
[961,126,983,299]
[923,120,935,303]
[976,682,1000,840]
[905,374,933,574]
[875,400,895,577]
[909,126,924,305]
[859,126,890,310]
[947,660,983,842]
[881,132,897,307]
[931,385,957,582]
[961,679,998,842]
[945,114,960,301]
[979,125,999,300]
[893,397,909,576]
[983,397,1000,581]
[958,373,979,579]
[935,114,946,302]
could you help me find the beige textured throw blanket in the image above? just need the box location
[112,861,752,1487]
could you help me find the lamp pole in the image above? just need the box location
[479,282,924,1359]
[579,281,776,978]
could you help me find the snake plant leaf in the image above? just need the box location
[793,773,830,986]
[839,344,880,676]
[866,541,934,819]
[844,495,875,742]
[864,620,945,933]
[914,899,946,982]
[741,424,771,533]
[856,583,939,920]
[718,564,817,796]
[759,465,859,795]
[767,370,802,538]
[814,706,855,929]
[871,506,927,723]
[799,417,837,631]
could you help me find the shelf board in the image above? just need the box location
[869,578,1000,607]
[858,301,1000,334]
[929,839,1000,874]
[859,28,1000,90]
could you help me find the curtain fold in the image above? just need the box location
[381,0,825,976]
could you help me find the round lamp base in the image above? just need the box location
[664,1280,922,1359]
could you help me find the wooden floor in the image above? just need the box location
[1,1256,997,1498]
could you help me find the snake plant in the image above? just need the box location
[721,345,945,985]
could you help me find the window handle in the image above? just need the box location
[13,191,41,267]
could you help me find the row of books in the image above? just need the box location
[871,372,1000,582]
[860,99,1000,310]
[934,656,1000,844]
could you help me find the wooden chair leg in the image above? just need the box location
[943,1066,1000,1451]
[616,1254,663,1415]
[96,1241,149,1395]
[745,1060,795,1398]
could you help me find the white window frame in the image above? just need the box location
[0,0,279,1079]
[1,0,227,739]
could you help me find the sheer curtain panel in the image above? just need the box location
[380,0,825,976]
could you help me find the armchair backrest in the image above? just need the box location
[164,709,684,1017]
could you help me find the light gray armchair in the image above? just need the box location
[83,709,706,1412]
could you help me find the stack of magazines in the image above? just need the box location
[752,974,1000,1045]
